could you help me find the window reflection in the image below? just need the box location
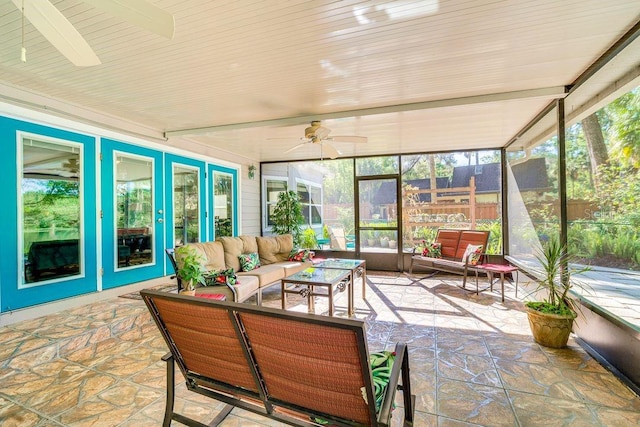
[214,173,233,237]
[116,155,153,268]
[266,178,287,227]
[173,166,199,246]
[22,138,81,284]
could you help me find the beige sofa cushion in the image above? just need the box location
[256,235,293,265]
[218,236,258,271]
[178,241,226,271]
[280,260,312,276]
[238,264,286,287]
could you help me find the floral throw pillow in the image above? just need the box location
[203,268,238,286]
[421,242,442,258]
[239,252,260,271]
[462,244,483,265]
[288,248,313,262]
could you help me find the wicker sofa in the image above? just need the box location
[172,234,312,304]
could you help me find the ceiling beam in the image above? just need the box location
[0,83,166,142]
[165,86,568,137]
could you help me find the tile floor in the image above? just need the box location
[1,272,639,426]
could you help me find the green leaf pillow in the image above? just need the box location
[238,252,260,271]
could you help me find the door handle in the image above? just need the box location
[157,218,164,223]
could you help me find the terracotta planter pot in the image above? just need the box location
[526,306,576,348]
[180,280,196,296]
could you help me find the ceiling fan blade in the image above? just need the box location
[314,126,331,140]
[284,142,308,154]
[82,0,175,39]
[330,136,368,143]
[321,143,341,160]
[13,0,101,66]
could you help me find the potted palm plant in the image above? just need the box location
[525,237,589,348]
[175,245,205,295]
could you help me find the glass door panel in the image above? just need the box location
[116,156,154,267]
[173,165,200,246]
[209,164,238,239]
[22,138,82,284]
[101,138,164,289]
[164,154,206,250]
[356,177,401,270]
[214,173,233,237]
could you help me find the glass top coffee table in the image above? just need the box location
[281,267,352,316]
[314,259,367,304]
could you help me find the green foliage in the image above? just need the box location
[271,190,304,246]
[215,217,232,238]
[569,222,640,270]
[319,159,354,204]
[116,184,152,228]
[604,87,640,168]
[596,163,640,219]
[335,206,355,235]
[322,224,330,239]
[528,204,560,243]
[477,220,502,254]
[175,246,205,290]
[525,237,590,314]
[525,301,574,316]
[356,156,399,176]
[299,228,319,249]
[407,226,437,245]
[401,154,457,179]
[23,179,81,250]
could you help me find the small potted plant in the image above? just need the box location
[380,234,390,248]
[388,238,397,249]
[524,237,589,348]
[175,246,206,295]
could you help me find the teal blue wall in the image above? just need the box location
[0,116,97,311]
[0,114,238,312]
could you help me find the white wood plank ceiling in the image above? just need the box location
[0,0,639,162]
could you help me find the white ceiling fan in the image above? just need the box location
[62,158,80,173]
[282,121,368,159]
[12,0,175,66]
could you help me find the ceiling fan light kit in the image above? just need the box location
[283,121,368,159]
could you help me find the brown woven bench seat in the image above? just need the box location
[141,289,415,427]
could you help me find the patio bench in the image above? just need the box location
[409,229,490,287]
[141,289,415,427]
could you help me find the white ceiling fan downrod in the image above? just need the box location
[21,0,26,62]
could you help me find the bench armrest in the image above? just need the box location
[378,342,414,426]
[462,251,490,267]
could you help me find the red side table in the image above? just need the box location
[477,264,519,302]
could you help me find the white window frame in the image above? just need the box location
[262,175,288,231]
[295,178,323,227]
